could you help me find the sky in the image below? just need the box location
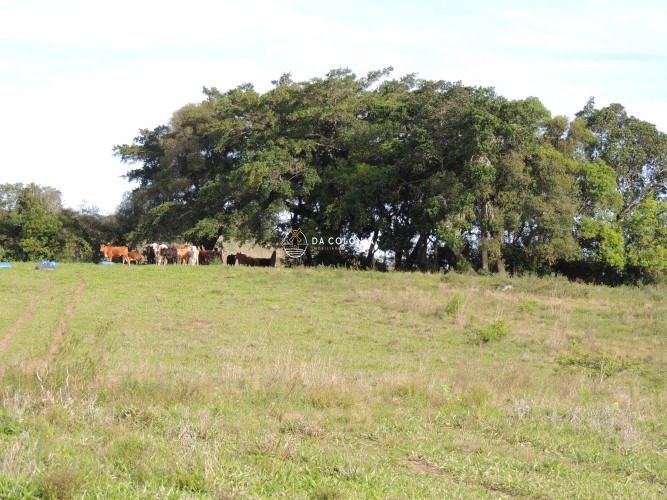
[1,0,665,214]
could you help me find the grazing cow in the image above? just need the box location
[167,246,178,264]
[235,252,257,266]
[212,246,223,263]
[189,245,199,266]
[127,250,143,265]
[255,250,277,267]
[176,246,192,265]
[158,244,177,265]
[198,247,221,265]
[156,244,168,265]
[226,254,236,266]
[236,251,276,267]
[143,244,156,264]
[100,244,130,265]
[198,247,211,265]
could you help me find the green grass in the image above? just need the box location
[0,263,666,498]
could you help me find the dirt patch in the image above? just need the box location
[405,457,442,476]
[189,320,213,329]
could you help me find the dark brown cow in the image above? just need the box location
[236,251,276,267]
[159,245,178,264]
[255,250,277,267]
[199,247,223,265]
[235,253,256,266]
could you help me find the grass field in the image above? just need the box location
[0,263,666,498]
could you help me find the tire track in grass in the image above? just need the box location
[46,279,87,360]
[0,280,52,357]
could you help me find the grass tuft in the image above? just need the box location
[471,319,510,343]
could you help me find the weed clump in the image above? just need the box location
[445,293,464,316]
[471,319,509,343]
[0,409,20,436]
[557,350,634,379]
[36,463,84,500]
[518,300,538,312]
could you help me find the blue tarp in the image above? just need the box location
[36,260,58,270]
[38,261,59,268]
[97,260,115,265]
[0,262,12,268]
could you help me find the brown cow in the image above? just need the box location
[255,250,277,267]
[176,246,192,265]
[237,251,276,267]
[127,250,142,264]
[100,244,130,265]
[236,252,256,266]
[198,247,221,265]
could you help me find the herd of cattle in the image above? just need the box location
[99,244,277,267]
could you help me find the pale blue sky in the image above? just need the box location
[1,0,665,213]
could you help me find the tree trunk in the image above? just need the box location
[365,227,379,269]
[481,231,490,272]
[409,233,428,270]
[496,232,506,275]
[395,250,403,270]
[497,255,506,275]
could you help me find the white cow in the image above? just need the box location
[189,245,199,265]
[157,243,169,265]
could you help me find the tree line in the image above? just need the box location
[2,68,665,283]
[0,183,120,262]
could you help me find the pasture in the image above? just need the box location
[0,264,666,498]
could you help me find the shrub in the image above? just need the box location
[472,320,509,343]
[36,464,83,500]
[557,350,634,379]
[0,410,20,436]
[518,300,538,312]
[445,293,464,316]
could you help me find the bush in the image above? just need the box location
[0,409,20,436]
[518,300,538,312]
[445,293,464,316]
[557,350,634,379]
[472,320,509,343]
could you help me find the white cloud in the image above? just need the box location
[0,0,665,214]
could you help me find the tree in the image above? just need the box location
[112,69,666,282]
[0,183,114,262]
[579,101,667,215]
[9,189,63,260]
[575,101,667,281]
[624,199,667,279]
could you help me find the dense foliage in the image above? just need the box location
[2,69,665,283]
[0,183,120,262]
[112,69,666,282]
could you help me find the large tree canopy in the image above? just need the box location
[111,70,663,282]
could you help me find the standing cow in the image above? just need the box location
[100,244,130,265]
[189,245,199,265]
[143,244,156,264]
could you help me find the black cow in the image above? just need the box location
[255,250,277,267]
[143,244,156,265]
